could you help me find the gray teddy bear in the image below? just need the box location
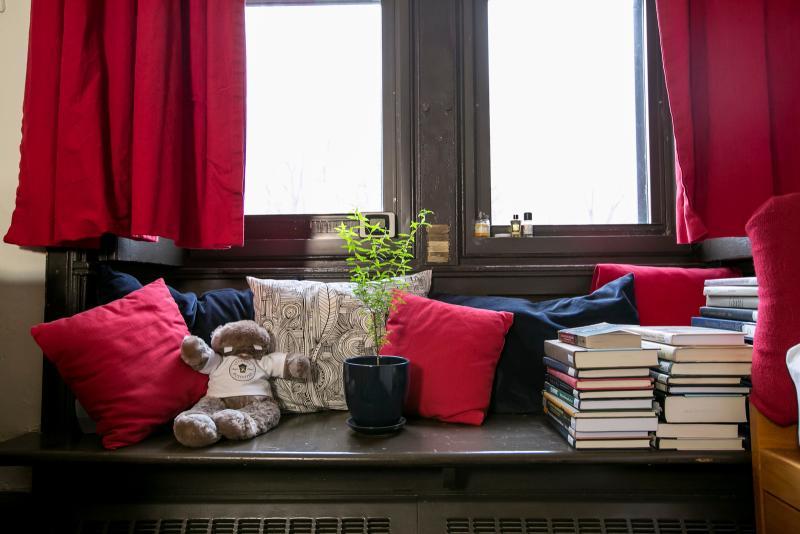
[173,320,311,447]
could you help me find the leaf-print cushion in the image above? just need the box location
[247,271,432,412]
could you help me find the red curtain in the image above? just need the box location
[656,0,800,244]
[4,0,246,249]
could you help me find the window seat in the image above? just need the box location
[0,412,749,468]
[0,412,756,533]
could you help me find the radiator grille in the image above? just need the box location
[444,518,755,534]
[65,517,391,534]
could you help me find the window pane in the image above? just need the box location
[245,3,382,215]
[488,0,647,226]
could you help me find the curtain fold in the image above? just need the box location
[4,0,246,249]
[656,0,800,244]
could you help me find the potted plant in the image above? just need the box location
[337,209,432,433]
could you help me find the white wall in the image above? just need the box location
[0,0,44,490]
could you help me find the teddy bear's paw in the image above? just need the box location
[213,409,260,440]
[173,413,220,448]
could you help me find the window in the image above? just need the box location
[245,0,400,216]
[469,0,672,235]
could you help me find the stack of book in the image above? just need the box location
[631,326,752,451]
[542,323,659,449]
[692,277,758,345]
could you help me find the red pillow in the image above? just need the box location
[30,279,207,449]
[747,193,800,426]
[380,293,513,425]
[590,264,740,326]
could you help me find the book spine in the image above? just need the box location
[702,286,759,297]
[543,357,576,377]
[741,323,757,337]
[705,295,759,309]
[700,306,758,322]
[691,316,747,332]
[543,382,578,409]
[545,374,580,397]
[558,332,579,346]
[657,360,675,375]
[704,277,757,286]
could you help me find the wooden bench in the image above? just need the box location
[0,243,761,533]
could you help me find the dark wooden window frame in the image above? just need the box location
[461,0,688,259]
[195,0,413,261]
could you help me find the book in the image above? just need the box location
[547,367,653,393]
[700,306,758,322]
[704,277,757,287]
[543,382,654,411]
[690,317,757,337]
[705,295,759,309]
[544,339,658,369]
[703,286,759,297]
[650,371,744,386]
[543,396,658,432]
[545,412,651,449]
[544,392,655,419]
[655,382,750,395]
[545,373,653,399]
[657,360,752,377]
[626,325,746,346]
[655,393,748,423]
[654,437,744,451]
[557,322,641,349]
[543,357,651,379]
[642,340,752,363]
[656,422,740,439]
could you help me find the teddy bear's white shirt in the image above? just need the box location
[200,352,287,398]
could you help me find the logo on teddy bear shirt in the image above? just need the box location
[228,358,257,382]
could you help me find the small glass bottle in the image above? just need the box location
[510,214,522,238]
[522,212,534,237]
[474,212,491,238]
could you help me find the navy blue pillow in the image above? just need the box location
[96,264,254,343]
[432,273,638,414]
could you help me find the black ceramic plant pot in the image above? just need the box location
[343,355,409,431]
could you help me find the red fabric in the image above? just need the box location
[656,0,800,243]
[380,293,513,425]
[30,279,208,449]
[746,193,800,425]
[4,1,246,249]
[591,264,739,326]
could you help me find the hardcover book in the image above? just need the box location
[650,371,743,386]
[544,339,658,369]
[656,422,740,439]
[702,286,759,297]
[627,325,746,346]
[654,382,750,395]
[545,373,653,398]
[705,295,759,310]
[655,393,748,423]
[543,382,653,411]
[699,306,758,322]
[642,340,752,363]
[546,414,651,449]
[691,317,757,337]
[657,360,752,377]
[704,277,757,287]
[557,322,641,349]
[654,437,744,451]
[543,357,651,379]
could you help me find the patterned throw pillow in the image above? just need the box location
[247,271,432,412]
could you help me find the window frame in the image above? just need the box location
[198,0,412,261]
[461,0,684,259]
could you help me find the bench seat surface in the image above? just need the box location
[0,412,750,467]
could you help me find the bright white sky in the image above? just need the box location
[245,1,643,224]
[489,0,642,225]
[245,4,383,215]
